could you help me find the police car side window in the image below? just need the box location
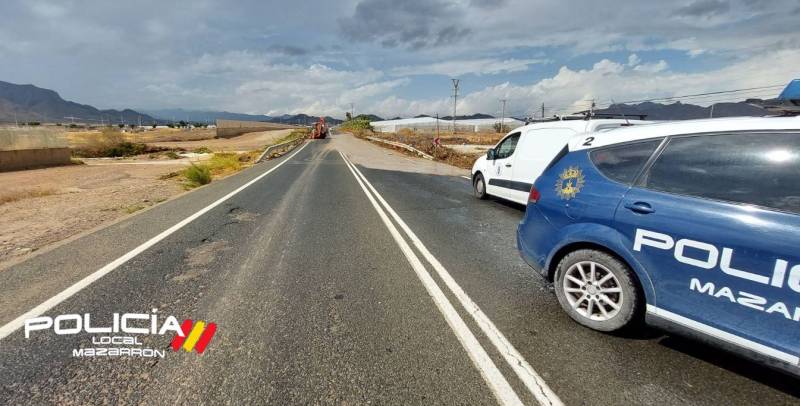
[495,133,520,159]
[642,132,800,214]
[590,139,662,184]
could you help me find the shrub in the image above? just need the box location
[192,146,212,154]
[104,142,147,157]
[206,153,241,174]
[183,164,211,188]
[165,151,181,159]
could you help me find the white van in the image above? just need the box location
[471,118,652,205]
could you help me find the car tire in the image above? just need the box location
[474,173,489,200]
[554,249,642,332]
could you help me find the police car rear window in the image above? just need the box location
[589,139,662,185]
[642,132,800,214]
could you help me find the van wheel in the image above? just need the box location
[554,249,641,332]
[473,173,489,200]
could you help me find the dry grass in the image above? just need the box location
[66,128,215,147]
[0,188,57,205]
[179,151,262,189]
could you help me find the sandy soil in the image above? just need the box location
[0,163,186,267]
[150,129,293,152]
[0,129,294,268]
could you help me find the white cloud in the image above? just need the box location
[367,48,799,118]
[390,58,547,77]
[633,60,669,73]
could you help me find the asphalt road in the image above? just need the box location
[0,133,797,405]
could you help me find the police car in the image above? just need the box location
[516,115,800,375]
[472,116,651,205]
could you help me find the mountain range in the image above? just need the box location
[0,80,772,126]
[595,101,766,120]
[0,80,160,125]
[141,109,344,126]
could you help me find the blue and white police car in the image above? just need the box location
[517,115,800,375]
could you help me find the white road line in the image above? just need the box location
[0,142,311,341]
[339,151,524,406]
[344,154,562,406]
[461,175,471,180]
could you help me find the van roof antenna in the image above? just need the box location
[612,99,631,126]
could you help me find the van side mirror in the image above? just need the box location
[487,148,496,160]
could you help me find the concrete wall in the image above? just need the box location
[0,148,71,172]
[0,127,71,171]
[215,119,299,138]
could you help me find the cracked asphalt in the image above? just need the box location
[0,133,797,405]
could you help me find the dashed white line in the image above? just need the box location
[0,142,311,341]
[342,152,562,406]
[461,175,471,180]
[339,151,524,406]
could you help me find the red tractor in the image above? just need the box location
[310,117,329,139]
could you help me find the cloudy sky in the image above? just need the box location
[1,0,799,118]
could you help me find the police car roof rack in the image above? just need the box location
[526,111,647,124]
[573,110,648,121]
[746,79,800,117]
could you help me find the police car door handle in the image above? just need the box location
[504,163,512,167]
[624,201,655,214]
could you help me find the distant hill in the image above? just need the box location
[595,101,767,120]
[269,114,344,126]
[142,108,270,124]
[0,80,160,124]
[145,109,346,126]
[441,113,494,120]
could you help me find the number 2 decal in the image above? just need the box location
[582,136,595,146]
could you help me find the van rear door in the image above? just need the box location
[509,128,577,204]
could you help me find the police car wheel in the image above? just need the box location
[554,249,641,332]
[474,173,488,200]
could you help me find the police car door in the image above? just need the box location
[613,132,800,365]
[486,132,521,200]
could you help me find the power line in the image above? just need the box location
[609,84,784,105]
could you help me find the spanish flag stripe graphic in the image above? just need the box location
[170,319,194,352]
[182,321,205,352]
[194,322,217,354]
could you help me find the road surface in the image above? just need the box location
[0,133,797,404]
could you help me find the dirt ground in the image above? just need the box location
[66,128,291,153]
[353,130,487,170]
[0,162,185,267]
[332,132,468,177]
[0,128,294,268]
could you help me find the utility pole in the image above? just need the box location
[14,111,18,127]
[350,102,354,120]
[541,102,545,119]
[499,99,507,133]
[436,112,440,138]
[451,79,460,134]
[709,103,715,118]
